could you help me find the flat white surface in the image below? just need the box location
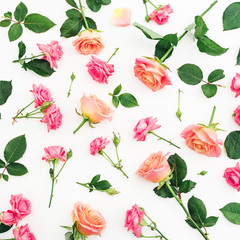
[0,0,240,239]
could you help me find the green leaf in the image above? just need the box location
[208,69,225,83]
[18,41,26,59]
[3,174,9,182]
[223,2,240,31]
[204,216,218,227]
[113,84,122,95]
[7,163,28,176]
[168,154,187,187]
[4,11,12,19]
[101,0,111,5]
[86,0,101,12]
[66,9,82,19]
[194,16,208,38]
[220,202,240,225]
[0,80,12,105]
[188,196,207,226]
[61,226,73,231]
[0,20,11,27]
[60,18,83,38]
[8,23,23,42]
[155,39,173,61]
[25,59,55,77]
[66,0,78,8]
[4,135,26,163]
[198,171,207,176]
[94,180,111,190]
[112,96,119,108]
[82,17,97,30]
[237,49,240,66]
[0,159,5,168]
[197,35,228,56]
[14,2,28,22]
[119,93,139,108]
[67,149,73,159]
[65,232,73,240]
[24,13,55,33]
[164,33,178,46]
[201,84,217,98]
[153,184,176,198]
[177,63,203,85]
[133,22,163,40]
[224,131,240,159]
[0,223,12,233]
[90,174,101,185]
[179,180,196,193]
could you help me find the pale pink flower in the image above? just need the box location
[111,8,131,27]
[0,210,16,226]
[42,146,67,162]
[223,163,240,191]
[149,4,173,25]
[13,224,36,240]
[230,73,240,97]
[90,137,110,155]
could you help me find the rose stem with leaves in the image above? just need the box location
[176,89,183,121]
[208,106,216,127]
[159,0,218,64]
[12,54,44,63]
[67,73,75,97]
[106,48,119,63]
[78,0,89,30]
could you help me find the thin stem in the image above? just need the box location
[12,54,44,63]
[141,235,162,239]
[201,79,225,88]
[54,159,68,179]
[0,164,8,180]
[143,0,150,22]
[115,146,121,166]
[147,0,158,9]
[149,131,180,149]
[208,106,216,127]
[79,0,89,30]
[14,116,42,119]
[12,100,34,120]
[106,48,119,63]
[48,160,56,208]
[178,89,181,109]
[165,182,209,240]
[4,17,21,24]
[76,182,105,192]
[73,118,89,134]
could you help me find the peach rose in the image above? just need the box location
[72,202,106,236]
[72,30,104,55]
[181,125,223,157]
[137,151,171,183]
[111,8,131,27]
[134,57,172,91]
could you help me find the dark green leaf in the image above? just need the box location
[198,171,207,176]
[197,35,228,56]
[66,0,78,8]
[49,168,54,179]
[0,80,12,105]
[208,69,225,83]
[67,149,73,159]
[4,12,12,19]
[164,33,178,46]
[113,84,122,95]
[25,59,55,77]
[112,96,119,108]
[60,18,83,38]
[153,184,176,198]
[3,174,9,182]
[0,20,11,27]
[61,226,73,231]
[90,174,101,185]
[65,232,73,240]
[94,180,111,190]
[88,184,94,192]
[194,16,208,38]
[237,49,240,66]
[101,0,111,5]
[220,202,240,225]
[0,159,5,168]
[0,223,12,233]
[179,180,196,193]
[204,216,218,227]
[8,23,23,41]
[168,154,187,187]
[201,84,217,98]
[86,0,101,12]
[18,41,26,59]
[24,14,55,33]
[119,93,139,108]
[155,39,173,61]
[133,22,163,40]
[177,63,203,85]
[7,163,28,176]
[223,2,240,31]
[185,219,202,229]
[224,131,240,159]
[82,17,97,30]
[14,2,28,22]
[66,9,82,19]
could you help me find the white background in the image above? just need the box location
[0,0,240,239]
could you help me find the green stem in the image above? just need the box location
[67,80,74,98]
[208,106,216,127]
[12,54,44,63]
[0,164,8,180]
[165,182,209,240]
[147,0,158,9]
[73,118,89,134]
[106,48,119,63]
[149,131,180,149]
[12,100,35,120]
[48,160,56,208]
[141,235,162,239]
[81,235,86,240]
[13,116,42,119]
[79,0,89,30]
[76,182,105,192]
[143,0,150,22]
[54,159,69,179]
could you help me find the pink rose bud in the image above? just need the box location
[137,151,171,183]
[223,163,240,191]
[0,210,16,226]
[133,117,161,141]
[233,105,240,126]
[134,57,172,91]
[37,41,63,69]
[230,73,240,97]
[149,4,173,25]
[13,224,36,240]
[90,137,110,155]
[111,8,131,27]
[42,146,67,162]
[125,204,145,238]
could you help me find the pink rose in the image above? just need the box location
[40,104,62,132]
[111,8,131,27]
[223,163,240,191]
[30,84,53,108]
[233,105,240,126]
[230,73,240,97]
[86,56,114,84]
[37,41,63,69]
[13,224,36,240]
[149,4,173,25]
[0,210,16,226]
[134,58,172,91]
[137,151,171,183]
[72,202,106,236]
[90,137,110,155]
[133,117,161,141]
[42,146,67,162]
[181,125,223,157]
[125,204,144,238]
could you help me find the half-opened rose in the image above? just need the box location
[223,163,240,191]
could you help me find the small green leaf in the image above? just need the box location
[66,9,82,19]
[0,20,11,27]
[223,2,240,31]
[65,0,78,8]
[220,202,240,225]
[113,84,122,95]
[18,41,26,59]
[198,171,208,176]
[194,16,208,38]
[3,174,9,182]
[224,131,240,159]
[153,184,176,198]
[236,49,240,66]
[163,33,178,46]
[208,69,225,83]
[61,226,73,231]
[7,163,28,176]
[60,18,83,38]
[0,159,5,168]
[201,84,217,98]
[0,80,12,105]
[155,39,173,61]
[112,96,119,108]
[4,11,12,19]
[14,2,28,22]
[8,23,23,42]
[119,93,139,108]
[177,64,203,85]
[90,174,101,185]
[67,149,73,159]
[86,0,101,12]
[94,180,111,190]
[71,73,76,81]
[101,0,111,5]
[179,180,196,193]
[65,232,73,240]
[82,17,97,30]
[0,223,12,233]
[204,216,218,227]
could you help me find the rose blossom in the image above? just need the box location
[125,204,145,238]
[72,202,106,236]
[181,125,223,157]
[0,210,16,226]
[149,4,173,25]
[230,73,240,97]
[90,137,110,155]
[73,30,104,55]
[223,163,240,191]
[42,146,67,162]
[134,57,172,91]
[13,224,36,240]
[137,151,171,183]
[40,104,62,132]
[133,117,161,141]
[80,94,113,123]
[111,8,131,27]
[86,56,114,84]
[30,84,53,108]
[233,105,240,126]
[37,41,63,69]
